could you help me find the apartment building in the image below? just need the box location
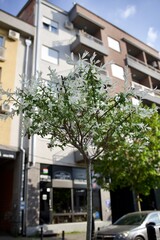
[2,0,160,235]
[0,10,34,234]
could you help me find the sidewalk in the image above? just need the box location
[0,232,86,240]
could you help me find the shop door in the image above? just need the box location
[40,189,50,224]
[0,160,14,232]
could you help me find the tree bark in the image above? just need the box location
[137,194,141,212]
[86,157,92,240]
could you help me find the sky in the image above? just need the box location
[0,0,160,52]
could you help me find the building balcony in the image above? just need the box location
[69,4,104,36]
[0,46,5,61]
[71,30,108,59]
[132,81,160,106]
[126,55,160,81]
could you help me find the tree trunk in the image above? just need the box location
[137,194,141,212]
[86,157,92,240]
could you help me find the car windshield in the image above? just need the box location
[113,213,148,225]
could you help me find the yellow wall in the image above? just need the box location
[0,28,19,146]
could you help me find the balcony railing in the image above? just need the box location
[132,82,155,96]
[132,81,160,105]
[71,30,108,56]
[0,46,5,61]
[80,30,103,46]
[127,55,160,80]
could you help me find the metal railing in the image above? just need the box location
[127,54,160,74]
[132,82,160,98]
[79,30,103,46]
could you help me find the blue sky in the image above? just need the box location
[0,0,160,52]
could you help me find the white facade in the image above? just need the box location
[25,1,110,234]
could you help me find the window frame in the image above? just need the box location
[42,16,58,33]
[41,45,59,64]
[111,63,124,80]
[108,36,121,52]
[0,36,5,47]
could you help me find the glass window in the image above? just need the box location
[73,189,87,212]
[148,213,160,225]
[93,189,101,219]
[111,64,124,80]
[0,68,2,81]
[108,37,120,52]
[53,166,72,179]
[41,45,58,64]
[53,188,71,213]
[42,17,58,33]
[0,36,4,47]
[51,21,58,33]
[72,168,86,181]
[43,22,50,31]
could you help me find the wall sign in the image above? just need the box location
[0,149,17,159]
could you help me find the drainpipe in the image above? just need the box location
[20,38,32,236]
[34,0,41,73]
[20,0,41,235]
[29,0,41,167]
[24,39,32,76]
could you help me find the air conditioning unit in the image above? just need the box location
[0,103,12,114]
[8,30,20,41]
[64,21,74,30]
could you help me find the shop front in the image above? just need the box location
[0,146,20,234]
[40,164,101,224]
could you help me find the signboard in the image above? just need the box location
[0,149,17,159]
[40,174,51,182]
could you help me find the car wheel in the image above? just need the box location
[134,236,144,240]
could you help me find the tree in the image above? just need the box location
[0,53,157,239]
[94,104,160,211]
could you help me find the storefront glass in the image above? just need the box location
[53,188,71,213]
[73,189,87,212]
[40,164,102,224]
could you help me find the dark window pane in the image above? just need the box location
[73,189,87,212]
[53,188,71,213]
[43,23,49,30]
[51,26,58,33]
[93,189,101,219]
[0,37,4,47]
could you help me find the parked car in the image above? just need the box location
[94,210,160,240]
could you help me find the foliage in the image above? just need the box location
[94,104,160,197]
[1,53,139,158]
[0,52,159,238]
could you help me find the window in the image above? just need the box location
[42,17,58,33]
[0,68,2,98]
[148,213,160,225]
[0,37,5,61]
[0,36,4,47]
[108,37,120,52]
[73,189,87,212]
[53,188,71,213]
[0,68,2,81]
[111,64,124,80]
[41,45,58,64]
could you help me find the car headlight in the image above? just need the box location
[115,231,130,239]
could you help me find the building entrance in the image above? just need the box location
[0,160,14,232]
